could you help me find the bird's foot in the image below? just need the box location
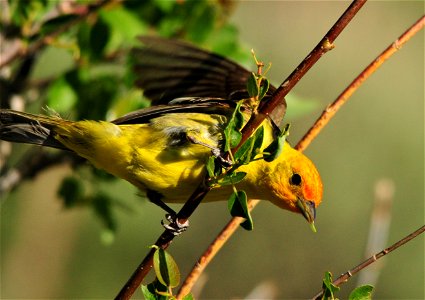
[161,214,189,236]
[211,148,233,167]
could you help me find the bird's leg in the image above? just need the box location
[161,214,189,236]
[146,190,189,235]
[186,134,232,167]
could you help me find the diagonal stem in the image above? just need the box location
[296,14,425,152]
[176,12,425,300]
[234,0,368,153]
[117,1,368,299]
[312,225,425,299]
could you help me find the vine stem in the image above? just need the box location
[116,1,368,299]
[312,225,425,300]
[176,13,425,300]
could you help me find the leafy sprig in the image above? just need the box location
[142,246,193,300]
[321,271,374,300]
[205,55,289,231]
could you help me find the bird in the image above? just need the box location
[0,36,323,229]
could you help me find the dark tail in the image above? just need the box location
[0,109,67,150]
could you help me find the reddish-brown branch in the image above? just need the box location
[116,1,368,299]
[176,13,425,300]
[115,182,212,299]
[176,200,260,299]
[234,0,367,153]
[296,14,425,152]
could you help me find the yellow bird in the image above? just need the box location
[0,37,322,228]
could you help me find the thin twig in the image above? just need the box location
[312,225,425,300]
[176,12,425,300]
[296,14,425,152]
[176,200,260,299]
[115,181,212,299]
[234,0,367,153]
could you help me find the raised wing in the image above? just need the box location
[131,36,276,104]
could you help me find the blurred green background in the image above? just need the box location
[1,1,423,299]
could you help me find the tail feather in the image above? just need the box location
[0,109,68,150]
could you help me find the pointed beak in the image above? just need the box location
[296,198,317,232]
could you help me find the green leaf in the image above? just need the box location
[153,0,175,13]
[240,216,254,231]
[46,77,77,114]
[223,102,244,152]
[247,72,259,98]
[206,156,216,178]
[10,0,48,28]
[40,14,79,36]
[89,18,110,60]
[100,7,147,51]
[252,126,265,157]
[187,4,217,44]
[217,172,247,186]
[77,22,91,59]
[227,128,242,151]
[322,271,340,299]
[141,281,168,300]
[92,192,117,232]
[228,190,253,230]
[58,176,84,208]
[141,284,157,300]
[182,293,194,300]
[234,106,244,130]
[153,247,180,288]
[258,78,270,100]
[349,285,374,300]
[234,137,253,164]
[263,123,290,162]
[234,126,264,165]
[228,190,247,217]
[67,70,118,120]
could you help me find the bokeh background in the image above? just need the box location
[1,1,423,299]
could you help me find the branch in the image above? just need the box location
[115,1,368,299]
[176,12,425,300]
[234,0,367,153]
[296,14,425,152]
[176,199,260,299]
[312,225,425,299]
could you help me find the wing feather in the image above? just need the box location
[131,36,276,104]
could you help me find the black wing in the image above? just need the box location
[112,98,236,125]
[130,36,286,127]
[131,36,277,105]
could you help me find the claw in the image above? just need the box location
[161,214,189,236]
[211,148,233,167]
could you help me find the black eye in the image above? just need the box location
[290,173,302,186]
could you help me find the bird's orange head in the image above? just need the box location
[261,143,323,230]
